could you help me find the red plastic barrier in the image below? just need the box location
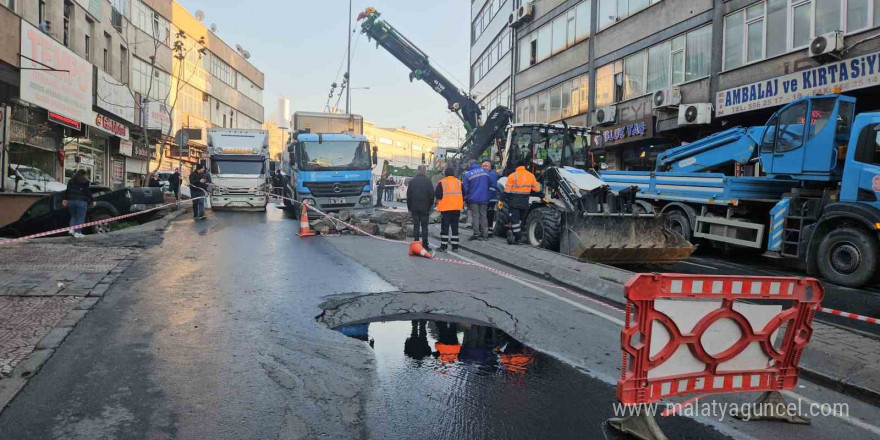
[618,273,824,405]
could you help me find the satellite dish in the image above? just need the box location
[194,10,205,22]
[242,50,251,60]
[210,23,217,32]
[235,44,243,52]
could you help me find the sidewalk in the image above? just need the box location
[431,223,880,405]
[0,209,182,413]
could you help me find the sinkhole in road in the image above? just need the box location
[334,319,632,439]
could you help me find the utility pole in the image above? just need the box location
[345,0,352,114]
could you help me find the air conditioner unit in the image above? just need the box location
[594,106,617,126]
[508,11,518,27]
[678,103,713,126]
[518,4,534,22]
[652,86,681,110]
[809,31,844,59]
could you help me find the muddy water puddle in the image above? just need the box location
[335,319,630,439]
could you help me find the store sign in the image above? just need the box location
[96,70,135,123]
[93,113,129,140]
[20,21,93,125]
[132,143,153,160]
[594,117,654,147]
[119,139,133,156]
[141,99,172,134]
[717,50,880,117]
[49,112,82,130]
[76,155,95,166]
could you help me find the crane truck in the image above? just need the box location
[601,94,880,287]
[357,7,693,264]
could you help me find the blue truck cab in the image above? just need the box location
[600,95,880,287]
[282,132,375,216]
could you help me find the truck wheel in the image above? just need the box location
[666,210,692,241]
[817,227,878,287]
[526,206,562,251]
[88,212,116,235]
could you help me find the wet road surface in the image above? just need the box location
[0,205,878,439]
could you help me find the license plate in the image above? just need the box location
[329,197,346,204]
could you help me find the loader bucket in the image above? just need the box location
[559,212,695,264]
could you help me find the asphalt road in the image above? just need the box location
[1,205,879,439]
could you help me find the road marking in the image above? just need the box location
[782,390,880,436]
[679,261,718,270]
[449,251,625,326]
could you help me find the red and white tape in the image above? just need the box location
[0,196,206,246]
[818,307,879,324]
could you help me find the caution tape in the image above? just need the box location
[817,307,879,324]
[0,196,207,246]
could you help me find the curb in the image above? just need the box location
[0,248,141,415]
[439,227,880,407]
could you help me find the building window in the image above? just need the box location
[599,0,663,30]
[623,51,646,100]
[38,0,47,30]
[723,0,880,71]
[473,0,507,41]
[63,1,72,47]
[84,35,90,61]
[517,0,591,71]
[515,75,589,123]
[131,0,169,44]
[131,56,170,101]
[6,0,14,12]
[120,46,128,83]
[205,52,236,88]
[104,33,112,75]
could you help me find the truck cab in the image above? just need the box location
[207,129,270,211]
[283,132,375,215]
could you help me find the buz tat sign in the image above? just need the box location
[717,50,880,116]
[594,117,653,147]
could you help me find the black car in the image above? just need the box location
[0,186,166,238]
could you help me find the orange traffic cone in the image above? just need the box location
[297,203,316,237]
[409,241,432,259]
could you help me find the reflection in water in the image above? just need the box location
[333,320,616,440]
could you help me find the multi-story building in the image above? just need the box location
[470,0,516,113]
[364,121,438,170]
[0,0,264,198]
[505,0,880,171]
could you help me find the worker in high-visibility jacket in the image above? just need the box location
[434,168,464,252]
[501,165,545,245]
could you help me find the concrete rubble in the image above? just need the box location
[309,208,439,239]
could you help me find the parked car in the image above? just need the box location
[156,171,191,199]
[394,176,412,202]
[5,164,66,193]
[0,186,166,238]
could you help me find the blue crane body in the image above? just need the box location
[600,95,880,287]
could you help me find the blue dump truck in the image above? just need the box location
[281,112,377,216]
[601,94,880,287]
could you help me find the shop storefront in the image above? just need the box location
[3,105,64,192]
[591,117,668,171]
[122,137,153,186]
[64,128,109,185]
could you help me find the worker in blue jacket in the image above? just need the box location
[462,159,491,241]
[482,161,499,231]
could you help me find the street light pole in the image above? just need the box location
[346,0,352,114]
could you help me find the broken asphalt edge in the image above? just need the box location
[438,228,880,407]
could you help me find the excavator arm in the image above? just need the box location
[358,8,512,168]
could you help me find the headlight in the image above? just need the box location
[302,198,315,206]
[359,196,372,205]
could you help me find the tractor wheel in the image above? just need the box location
[666,210,692,241]
[816,227,878,288]
[493,205,510,237]
[526,206,562,251]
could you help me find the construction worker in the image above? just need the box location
[501,164,544,245]
[462,159,490,241]
[482,161,499,231]
[434,168,464,252]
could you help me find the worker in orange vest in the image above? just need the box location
[434,168,464,252]
[502,165,545,245]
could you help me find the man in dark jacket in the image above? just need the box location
[168,168,181,200]
[406,165,435,250]
[63,169,95,238]
[148,173,161,188]
[189,164,210,219]
[463,159,490,240]
[483,161,499,230]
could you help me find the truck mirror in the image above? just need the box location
[372,145,379,166]
[287,144,294,153]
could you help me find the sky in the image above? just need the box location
[177,0,472,136]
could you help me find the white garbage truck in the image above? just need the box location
[206,129,270,211]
